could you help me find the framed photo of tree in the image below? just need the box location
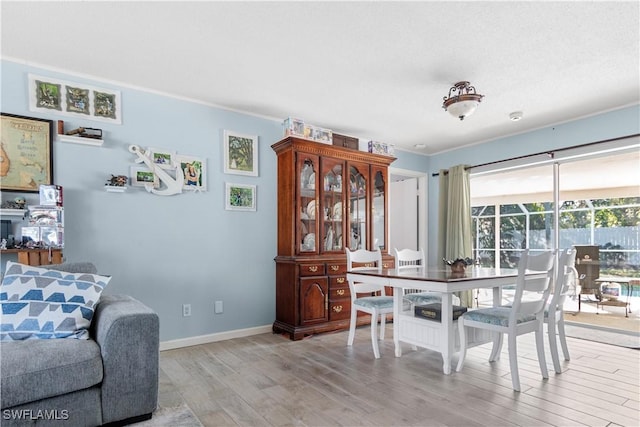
[0,113,54,192]
[223,130,258,176]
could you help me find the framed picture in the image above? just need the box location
[150,147,175,170]
[130,166,158,188]
[223,130,258,176]
[225,182,256,211]
[28,74,122,124]
[0,113,54,192]
[176,155,206,191]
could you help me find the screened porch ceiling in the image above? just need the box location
[470,150,640,206]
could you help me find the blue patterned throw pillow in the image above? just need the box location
[0,261,111,340]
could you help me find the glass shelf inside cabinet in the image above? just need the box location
[348,165,367,250]
[299,159,317,253]
[322,162,344,252]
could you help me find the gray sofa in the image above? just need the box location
[0,262,159,426]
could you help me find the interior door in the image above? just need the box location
[390,177,419,251]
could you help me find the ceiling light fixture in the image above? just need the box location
[442,81,484,121]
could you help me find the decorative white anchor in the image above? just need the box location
[128,145,184,196]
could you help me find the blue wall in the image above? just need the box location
[1,59,285,342]
[426,105,640,265]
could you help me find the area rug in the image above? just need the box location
[132,403,203,427]
[563,322,640,349]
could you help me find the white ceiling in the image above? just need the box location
[1,1,639,155]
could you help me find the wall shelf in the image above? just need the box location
[105,186,127,193]
[59,135,104,146]
[0,209,26,217]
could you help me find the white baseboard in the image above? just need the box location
[159,324,273,351]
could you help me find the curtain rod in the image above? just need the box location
[431,133,639,177]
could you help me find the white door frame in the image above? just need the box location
[388,167,428,259]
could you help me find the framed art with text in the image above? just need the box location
[1,113,54,192]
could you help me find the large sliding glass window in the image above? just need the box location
[470,149,639,278]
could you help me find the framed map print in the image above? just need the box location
[0,113,54,192]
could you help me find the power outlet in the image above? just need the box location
[214,300,223,314]
[182,304,191,317]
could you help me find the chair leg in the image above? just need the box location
[557,316,570,361]
[379,312,386,341]
[347,307,357,346]
[548,319,561,374]
[370,311,381,358]
[489,332,503,362]
[455,317,467,372]
[536,323,549,380]
[507,333,520,392]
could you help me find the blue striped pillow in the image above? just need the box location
[1,261,111,340]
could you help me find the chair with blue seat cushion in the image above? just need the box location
[394,248,461,306]
[456,249,556,391]
[545,247,577,373]
[346,248,408,358]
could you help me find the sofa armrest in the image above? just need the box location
[91,295,159,425]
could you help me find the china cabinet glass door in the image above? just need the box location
[347,163,369,250]
[298,154,319,253]
[320,158,344,253]
[372,167,386,250]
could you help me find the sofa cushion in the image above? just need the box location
[0,261,111,340]
[0,339,103,409]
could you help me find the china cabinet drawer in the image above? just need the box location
[329,299,351,320]
[330,275,348,289]
[299,263,325,276]
[329,284,349,299]
[326,262,347,275]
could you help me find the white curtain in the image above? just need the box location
[437,164,474,307]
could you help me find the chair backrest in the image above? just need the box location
[394,248,425,270]
[548,248,577,311]
[511,250,556,320]
[346,248,385,298]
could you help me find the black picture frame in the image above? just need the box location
[1,113,54,192]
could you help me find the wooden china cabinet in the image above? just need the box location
[272,136,395,340]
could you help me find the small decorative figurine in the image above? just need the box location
[106,174,128,187]
[443,257,474,273]
[1,196,27,210]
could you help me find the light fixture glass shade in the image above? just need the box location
[442,81,484,120]
[445,99,480,120]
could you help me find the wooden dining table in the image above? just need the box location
[346,266,547,374]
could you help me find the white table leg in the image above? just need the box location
[441,292,453,374]
[394,286,402,357]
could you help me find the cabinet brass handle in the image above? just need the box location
[336,289,345,295]
[330,265,339,271]
[308,266,318,272]
[332,305,343,313]
[383,263,389,268]
[336,277,345,284]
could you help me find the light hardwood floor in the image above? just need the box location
[158,325,639,427]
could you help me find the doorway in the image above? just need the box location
[389,168,427,257]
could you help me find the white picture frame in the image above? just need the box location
[130,166,158,188]
[176,154,207,191]
[223,130,258,176]
[149,147,176,170]
[225,182,256,211]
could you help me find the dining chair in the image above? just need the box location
[545,247,577,374]
[456,249,556,392]
[394,248,461,306]
[346,248,405,358]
